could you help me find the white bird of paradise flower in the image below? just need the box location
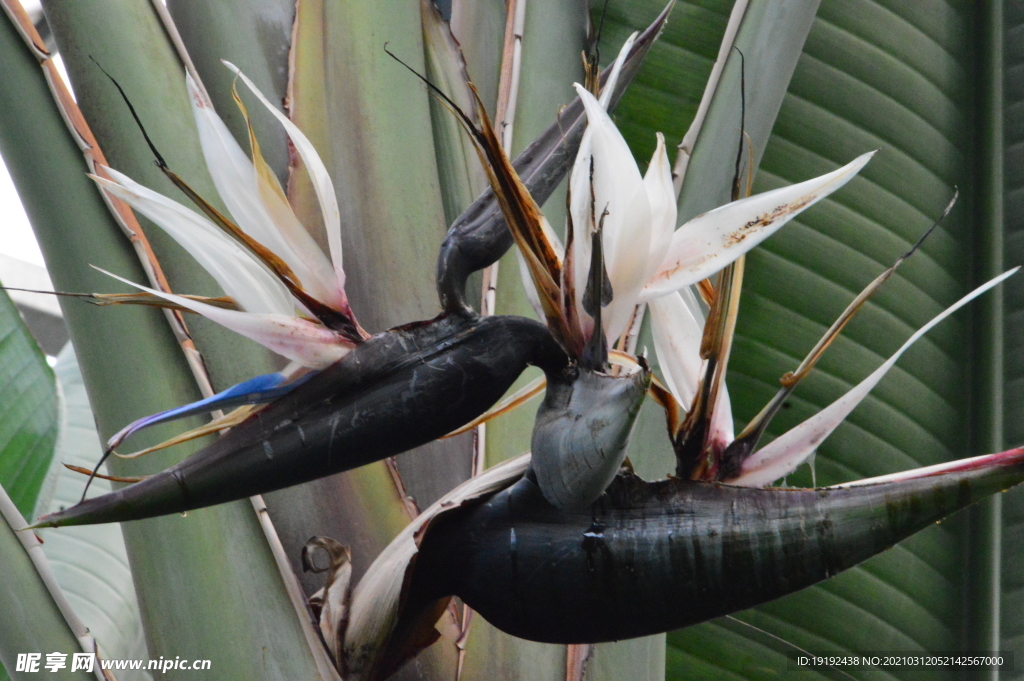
[92,63,364,372]
[85,63,375,452]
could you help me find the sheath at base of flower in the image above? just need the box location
[530,365,650,511]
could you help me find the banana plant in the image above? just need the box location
[1,1,1023,681]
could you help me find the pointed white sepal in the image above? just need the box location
[597,32,638,109]
[185,74,341,309]
[98,269,355,369]
[643,133,677,282]
[93,169,294,316]
[827,447,1024,488]
[730,267,1019,487]
[572,84,653,343]
[640,151,876,302]
[223,62,346,293]
[649,290,704,408]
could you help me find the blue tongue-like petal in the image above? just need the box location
[106,370,315,452]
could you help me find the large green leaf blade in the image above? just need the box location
[597,0,734,167]
[662,1,980,677]
[0,280,57,681]
[34,344,150,680]
[0,284,56,518]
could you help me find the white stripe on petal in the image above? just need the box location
[93,169,294,316]
[98,269,354,369]
[730,267,1019,488]
[223,62,346,293]
[640,151,875,302]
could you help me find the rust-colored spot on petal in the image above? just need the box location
[724,196,815,247]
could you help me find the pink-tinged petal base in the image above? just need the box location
[828,446,1024,488]
[98,269,354,369]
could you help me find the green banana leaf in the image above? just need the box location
[0,289,86,680]
[0,284,54,681]
[0,283,56,518]
[34,344,151,681]
[1003,2,1024,676]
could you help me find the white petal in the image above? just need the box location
[185,76,342,309]
[98,269,354,369]
[93,169,294,316]
[709,385,735,449]
[640,151,875,302]
[643,132,677,282]
[223,62,346,292]
[598,32,638,109]
[650,289,733,444]
[731,268,1019,488]
[649,291,703,407]
[828,448,1024,488]
[573,84,653,343]
[568,125,595,337]
[257,185,339,304]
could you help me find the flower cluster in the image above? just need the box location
[95,46,1012,492]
